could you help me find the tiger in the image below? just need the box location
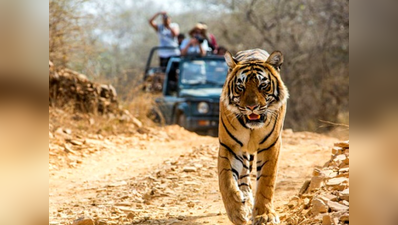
[218,48,288,225]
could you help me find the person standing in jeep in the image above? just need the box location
[149,11,180,71]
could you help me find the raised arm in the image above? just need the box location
[166,23,179,37]
[149,11,165,32]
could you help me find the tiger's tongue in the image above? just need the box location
[247,113,261,120]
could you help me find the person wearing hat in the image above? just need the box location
[149,11,180,70]
[198,22,218,53]
[180,23,210,57]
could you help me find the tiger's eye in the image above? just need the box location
[259,83,268,89]
[237,84,244,90]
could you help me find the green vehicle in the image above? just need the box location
[144,47,228,135]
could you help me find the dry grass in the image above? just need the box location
[49,106,135,137]
[124,92,164,127]
[323,111,349,140]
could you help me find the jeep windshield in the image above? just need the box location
[180,59,228,87]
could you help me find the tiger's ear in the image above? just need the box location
[266,51,284,71]
[224,51,237,68]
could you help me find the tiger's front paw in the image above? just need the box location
[240,186,254,211]
[253,211,280,225]
[224,190,251,224]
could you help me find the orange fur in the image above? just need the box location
[218,49,288,224]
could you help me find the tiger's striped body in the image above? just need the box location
[218,49,288,224]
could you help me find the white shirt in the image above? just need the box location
[180,38,209,56]
[157,23,180,58]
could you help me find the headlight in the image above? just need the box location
[197,102,209,114]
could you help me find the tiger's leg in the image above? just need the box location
[218,144,251,224]
[238,153,254,214]
[252,140,281,225]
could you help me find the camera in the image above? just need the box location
[163,14,168,20]
[194,35,204,44]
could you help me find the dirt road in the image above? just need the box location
[49,125,338,225]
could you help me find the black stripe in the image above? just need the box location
[249,155,254,161]
[246,52,257,58]
[219,168,231,175]
[237,116,248,129]
[260,192,272,201]
[259,51,268,58]
[256,160,269,172]
[228,78,234,106]
[219,155,240,181]
[275,81,280,101]
[219,155,230,162]
[239,174,250,179]
[238,183,249,187]
[240,68,250,75]
[259,115,278,144]
[252,67,265,73]
[271,80,280,101]
[258,136,280,154]
[224,114,236,130]
[222,118,243,147]
[264,115,272,127]
[271,94,279,102]
[249,165,253,172]
[219,142,248,170]
[242,154,249,161]
[256,174,271,181]
[231,168,239,180]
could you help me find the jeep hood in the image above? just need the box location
[180,88,222,99]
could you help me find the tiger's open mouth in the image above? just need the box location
[247,113,261,120]
[245,113,266,123]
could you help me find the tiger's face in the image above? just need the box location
[221,49,288,129]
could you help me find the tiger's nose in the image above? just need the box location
[246,104,259,111]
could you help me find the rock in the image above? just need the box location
[340,200,349,206]
[299,180,311,195]
[343,156,349,165]
[322,214,332,225]
[340,213,349,222]
[332,147,343,155]
[64,143,76,154]
[97,221,107,225]
[287,196,299,208]
[339,167,349,174]
[177,215,185,220]
[70,140,83,146]
[340,188,349,201]
[334,154,346,162]
[322,194,338,201]
[326,177,348,186]
[334,141,349,148]
[131,117,143,128]
[303,198,310,207]
[327,201,349,212]
[187,201,195,208]
[183,167,197,172]
[127,212,135,219]
[308,176,324,191]
[311,198,329,215]
[72,217,94,225]
[114,206,135,213]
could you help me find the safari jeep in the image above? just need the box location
[144,47,228,135]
